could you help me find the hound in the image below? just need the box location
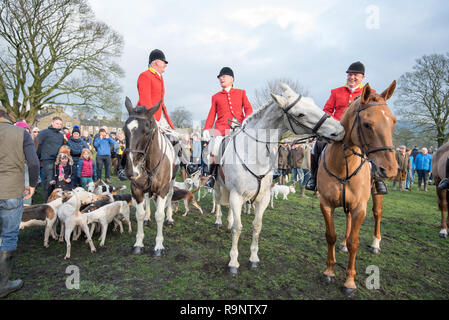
[270,184,296,208]
[84,201,132,247]
[171,186,203,216]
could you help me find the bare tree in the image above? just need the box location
[170,107,193,128]
[394,53,449,147]
[0,0,124,124]
[251,77,309,110]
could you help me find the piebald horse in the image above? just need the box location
[431,142,449,238]
[123,98,177,256]
[213,84,345,274]
[317,81,398,296]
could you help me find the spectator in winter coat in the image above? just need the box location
[50,152,73,191]
[393,145,410,191]
[77,148,98,189]
[94,128,118,183]
[289,141,308,198]
[414,147,432,191]
[36,117,64,201]
[278,142,290,185]
[67,126,88,187]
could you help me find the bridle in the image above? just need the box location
[323,98,394,214]
[229,95,332,204]
[124,114,167,184]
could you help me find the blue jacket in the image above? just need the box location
[409,155,415,170]
[77,158,97,181]
[94,137,118,156]
[414,153,432,171]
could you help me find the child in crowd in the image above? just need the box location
[50,152,73,191]
[77,148,97,189]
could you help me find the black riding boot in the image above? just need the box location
[205,164,218,188]
[117,152,128,181]
[305,151,319,191]
[438,157,449,190]
[0,250,23,298]
[373,178,388,195]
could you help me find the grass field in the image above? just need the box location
[5,176,449,300]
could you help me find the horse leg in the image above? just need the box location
[338,213,351,253]
[227,207,234,232]
[228,191,243,274]
[369,194,383,253]
[437,188,448,238]
[164,183,175,226]
[154,196,167,257]
[344,205,367,297]
[214,190,222,227]
[320,203,337,283]
[132,201,145,254]
[249,192,270,269]
[144,194,151,226]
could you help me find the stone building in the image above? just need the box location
[34,106,124,135]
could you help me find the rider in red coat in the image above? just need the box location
[203,67,253,187]
[305,61,387,195]
[137,49,175,129]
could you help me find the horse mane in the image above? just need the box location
[241,101,274,126]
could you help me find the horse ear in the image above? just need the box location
[279,83,296,99]
[125,97,134,115]
[361,83,372,105]
[380,80,396,101]
[146,100,162,118]
[271,93,288,107]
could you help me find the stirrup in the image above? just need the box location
[305,178,316,191]
[372,180,388,195]
[205,176,216,188]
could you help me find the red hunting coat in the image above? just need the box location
[323,84,373,121]
[137,67,175,129]
[204,88,253,136]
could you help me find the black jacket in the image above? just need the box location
[37,126,64,161]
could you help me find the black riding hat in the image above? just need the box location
[346,61,365,75]
[149,49,168,65]
[217,67,234,78]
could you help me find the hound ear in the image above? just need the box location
[361,83,372,105]
[125,97,134,115]
[146,100,162,118]
[271,93,288,107]
[380,80,396,101]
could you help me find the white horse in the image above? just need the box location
[212,83,345,274]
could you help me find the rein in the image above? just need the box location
[125,115,167,187]
[322,100,394,214]
[228,95,330,204]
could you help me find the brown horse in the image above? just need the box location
[431,142,449,238]
[317,81,398,296]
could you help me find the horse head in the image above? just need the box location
[270,83,345,141]
[340,81,398,180]
[123,97,161,183]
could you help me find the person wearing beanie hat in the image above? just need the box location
[67,126,88,187]
[203,66,253,188]
[306,61,387,195]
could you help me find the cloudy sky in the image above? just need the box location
[89,0,449,126]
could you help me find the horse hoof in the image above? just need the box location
[338,245,348,253]
[343,287,357,298]
[229,267,238,275]
[164,221,174,227]
[439,232,448,239]
[249,262,260,269]
[214,223,222,228]
[367,246,381,254]
[143,220,151,227]
[321,275,335,284]
[153,249,165,257]
[132,246,144,255]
